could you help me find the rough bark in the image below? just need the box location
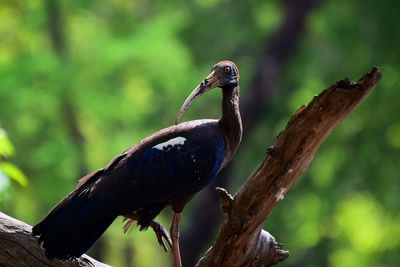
[196,67,381,267]
[0,212,109,267]
[181,1,320,265]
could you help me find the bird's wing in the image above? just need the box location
[75,120,225,212]
[76,119,217,189]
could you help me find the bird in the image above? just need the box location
[32,60,242,267]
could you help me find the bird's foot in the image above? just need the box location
[150,221,172,252]
[122,216,172,252]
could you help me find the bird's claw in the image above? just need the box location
[150,221,172,252]
[122,216,172,252]
[123,218,136,234]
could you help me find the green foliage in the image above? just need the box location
[0,162,28,187]
[0,128,28,201]
[0,129,15,157]
[0,0,399,266]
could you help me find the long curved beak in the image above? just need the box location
[175,71,219,125]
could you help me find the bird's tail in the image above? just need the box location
[32,191,117,260]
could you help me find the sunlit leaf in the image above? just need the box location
[0,162,28,187]
[0,128,15,157]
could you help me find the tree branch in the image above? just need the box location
[196,67,381,267]
[0,212,110,267]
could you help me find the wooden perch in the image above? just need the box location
[0,212,109,267]
[0,68,380,267]
[196,67,381,267]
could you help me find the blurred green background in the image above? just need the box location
[0,0,399,266]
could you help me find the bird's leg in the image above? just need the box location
[170,212,182,267]
[123,213,172,252]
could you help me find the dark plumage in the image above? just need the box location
[32,61,242,266]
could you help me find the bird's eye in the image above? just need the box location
[224,66,231,74]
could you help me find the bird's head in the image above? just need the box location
[175,60,239,124]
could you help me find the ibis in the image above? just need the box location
[33,60,242,267]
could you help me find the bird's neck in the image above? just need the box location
[218,85,243,164]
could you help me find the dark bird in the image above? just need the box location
[32,60,242,267]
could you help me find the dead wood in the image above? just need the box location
[196,67,381,267]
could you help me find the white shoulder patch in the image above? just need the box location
[153,136,187,150]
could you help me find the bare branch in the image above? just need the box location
[0,212,110,267]
[196,67,381,267]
